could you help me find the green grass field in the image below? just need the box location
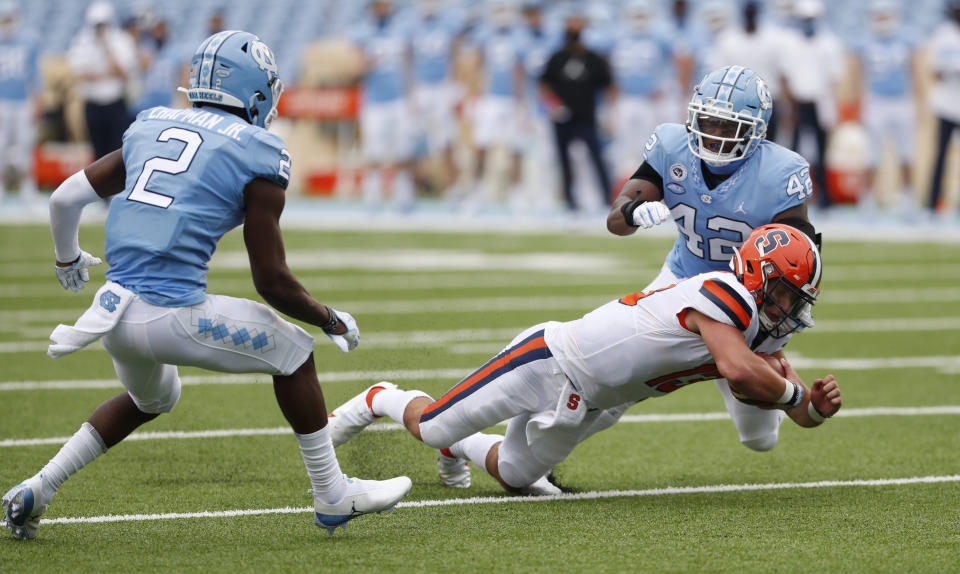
[1,222,959,573]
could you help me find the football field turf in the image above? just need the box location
[1,222,959,573]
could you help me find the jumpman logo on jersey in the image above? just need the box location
[735,202,746,214]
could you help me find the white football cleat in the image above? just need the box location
[2,474,49,540]
[328,382,397,447]
[517,475,562,496]
[437,449,471,488]
[313,475,412,534]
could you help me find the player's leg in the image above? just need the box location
[581,122,613,207]
[2,335,175,540]
[150,294,412,532]
[272,354,411,532]
[892,98,916,216]
[928,116,953,213]
[0,102,13,201]
[330,325,562,488]
[14,101,37,205]
[553,121,576,210]
[715,379,785,451]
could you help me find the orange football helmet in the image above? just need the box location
[732,224,822,337]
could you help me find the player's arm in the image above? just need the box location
[48,150,127,291]
[243,178,358,352]
[606,162,666,236]
[687,309,804,404]
[689,310,841,426]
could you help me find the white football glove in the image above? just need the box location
[55,250,103,292]
[632,202,672,229]
[325,308,360,353]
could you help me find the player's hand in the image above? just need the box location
[325,308,360,353]
[55,251,103,292]
[810,375,842,418]
[632,202,671,229]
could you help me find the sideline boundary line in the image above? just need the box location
[42,474,960,526]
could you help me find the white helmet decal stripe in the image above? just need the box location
[198,30,240,90]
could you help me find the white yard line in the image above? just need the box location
[4,354,960,391]
[40,474,960,526]
[3,406,959,448]
[4,315,960,354]
[5,288,960,326]
[0,368,468,391]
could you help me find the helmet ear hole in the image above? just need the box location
[241,42,248,52]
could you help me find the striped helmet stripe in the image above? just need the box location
[801,232,822,289]
[197,30,240,90]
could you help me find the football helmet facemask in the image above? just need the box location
[732,224,822,338]
[180,30,284,129]
[686,66,772,170]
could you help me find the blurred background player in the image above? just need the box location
[713,1,787,145]
[409,0,466,198]
[602,65,818,455]
[0,2,38,208]
[517,0,560,210]
[925,0,960,218]
[540,11,614,213]
[779,0,845,212]
[1,30,411,540]
[609,0,673,180]
[67,1,137,161]
[462,0,527,212]
[352,0,418,212]
[851,0,918,218]
[129,16,183,116]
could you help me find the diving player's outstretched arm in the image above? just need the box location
[607,168,668,236]
[687,309,842,427]
[49,150,127,292]
[243,178,359,352]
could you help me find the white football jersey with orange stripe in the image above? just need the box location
[544,271,760,410]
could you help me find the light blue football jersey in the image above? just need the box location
[610,31,673,97]
[411,13,463,85]
[521,26,560,115]
[0,34,38,101]
[471,25,528,97]
[643,123,811,279]
[105,106,291,307]
[855,32,915,98]
[353,17,411,103]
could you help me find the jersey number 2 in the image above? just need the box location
[128,127,203,208]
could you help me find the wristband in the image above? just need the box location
[807,402,827,423]
[320,305,341,334]
[776,379,804,409]
[620,199,646,227]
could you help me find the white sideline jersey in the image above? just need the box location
[545,271,759,410]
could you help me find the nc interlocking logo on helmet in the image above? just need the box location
[686,65,772,169]
[179,30,285,129]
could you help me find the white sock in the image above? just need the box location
[363,169,382,207]
[296,426,347,504]
[370,388,432,425]
[393,169,415,210]
[37,422,107,503]
[449,433,503,471]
